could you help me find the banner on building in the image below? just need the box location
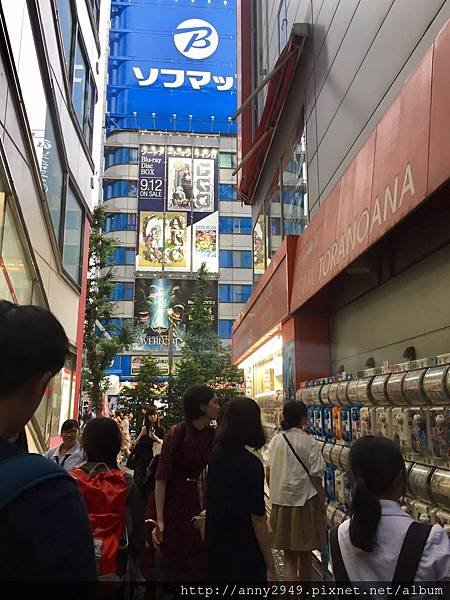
[164,212,189,271]
[167,148,193,211]
[138,145,166,210]
[193,211,218,272]
[137,212,165,270]
[192,154,215,212]
[132,278,218,353]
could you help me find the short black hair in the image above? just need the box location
[281,401,307,430]
[61,419,79,432]
[183,384,216,421]
[82,417,122,468]
[0,301,68,397]
[216,397,266,450]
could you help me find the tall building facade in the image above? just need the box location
[0,0,110,449]
[104,0,252,387]
[233,0,450,555]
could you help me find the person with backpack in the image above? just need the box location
[44,419,84,471]
[264,401,326,581]
[0,300,97,581]
[330,436,450,582]
[150,385,220,581]
[71,417,145,581]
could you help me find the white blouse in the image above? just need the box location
[264,428,325,507]
[337,500,450,581]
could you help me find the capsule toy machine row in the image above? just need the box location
[322,443,336,503]
[423,364,450,469]
[338,380,354,445]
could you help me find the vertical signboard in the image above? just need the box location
[136,142,218,274]
[138,145,166,211]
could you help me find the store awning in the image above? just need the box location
[234,24,308,204]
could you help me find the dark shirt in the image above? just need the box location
[205,443,266,581]
[0,436,97,581]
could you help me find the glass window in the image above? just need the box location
[105,147,139,168]
[55,0,73,69]
[41,114,65,238]
[219,184,237,201]
[110,247,135,265]
[62,185,83,283]
[282,130,308,236]
[72,36,86,127]
[72,33,96,149]
[105,213,137,232]
[219,153,237,169]
[219,284,252,303]
[103,180,138,200]
[218,319,234,339]
[219,250,252,269]
[0,198,34,304]
[219,217,251,235]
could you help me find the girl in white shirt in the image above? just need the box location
[265,401,326,581]
[332,436,450,582]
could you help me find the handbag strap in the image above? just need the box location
[329,525,350,583]
[392,522,432,584]
[282,432,311,479]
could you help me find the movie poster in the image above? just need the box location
[138,145,166,210]
[253,214,265,275]
[132,278,218,353]
[137,212,164,270]
[192,157,215,212]
[167,149,193,211]
[164,212,189,271]
[193,212,218,272]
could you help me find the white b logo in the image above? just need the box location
[174,19,219,60]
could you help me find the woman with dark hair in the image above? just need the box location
[131,407,164,495]
[71,418,145,579]
[331,436,450,582]
[151,384,220,581]
[205,397,276,582]
[264,400,326,581]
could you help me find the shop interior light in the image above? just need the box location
[238,335,283,370]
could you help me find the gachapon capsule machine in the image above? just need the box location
[338,380,352,445]
[385,372,409,443]
[321,383,334,442]
[357,377,376,437]
[408,463,436,523]
[347,379,361,440]
[423,364,450,469]
[430,468,450,520]
[330,382,343,443]
[326,503,337,527]
[402,369,432,462]
[323,443,336,502]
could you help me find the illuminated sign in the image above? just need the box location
[107,0,237,134]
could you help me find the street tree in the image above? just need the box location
[165,263,243,427]
[120,355,163,415]
[83,205,134,412]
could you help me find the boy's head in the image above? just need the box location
[0,301,68,438]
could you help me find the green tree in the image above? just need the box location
[83,205,134,412]
[120,355,162,415]
[165,263,244,427]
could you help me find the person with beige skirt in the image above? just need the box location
[264,401,326,581]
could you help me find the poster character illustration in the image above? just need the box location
[168,157,193,211]
[192,158,215,212]
[253,216,265,272]
[164,213,188,269]
[194,224,217,269]
[138,212,164,269]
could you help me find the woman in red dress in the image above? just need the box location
[151,385,220,581]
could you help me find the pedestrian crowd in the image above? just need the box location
[1,300,449,585]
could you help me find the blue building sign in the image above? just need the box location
[108,0,237,134]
